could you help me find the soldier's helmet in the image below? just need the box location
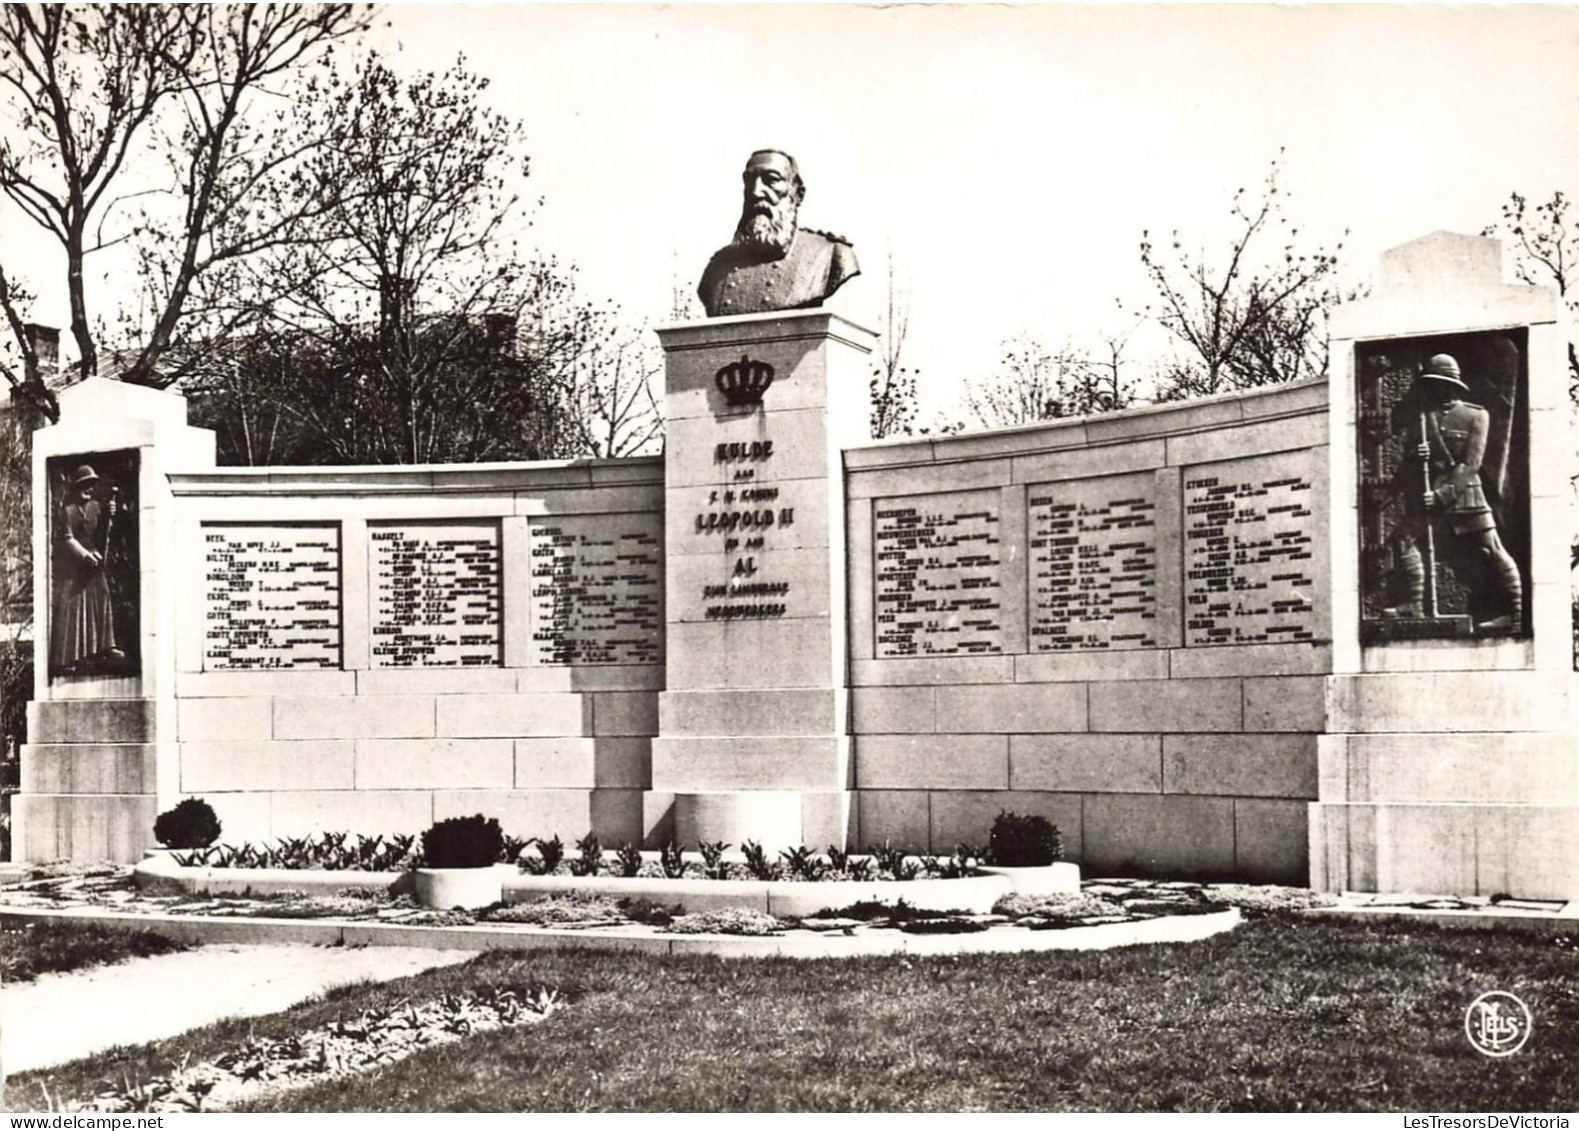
[1421,354,1469,393]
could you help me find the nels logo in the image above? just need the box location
[1464,991,1532,1058]
[715,354,775,407]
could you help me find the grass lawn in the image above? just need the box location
[12,913,1578,1112]
[0,921,190,984]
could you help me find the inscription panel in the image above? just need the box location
[203,523,341,670]
[529,514,663,664]
[874,489,1003,657]
[1029,473,1157,651]
[370,521,501,667]
[1184,451,1318,646]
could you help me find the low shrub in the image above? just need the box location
[987,810,1062,867]
[421,814,504,870]
[485,894,625,925]
[666,907,785,936]
[154,797,222,850]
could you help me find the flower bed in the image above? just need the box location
[141,814,1081,918]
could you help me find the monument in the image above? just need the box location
[648,148,875,850]
[12,156,1576,899]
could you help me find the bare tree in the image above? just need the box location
[1140,152,1348,401]
[870,251,918,439]
[964,332,1136,430]
[551,325,664,459]
[0,406,31,760]
[180,54,634,466]
[1482,190,1578,397]
[0,4,369,417]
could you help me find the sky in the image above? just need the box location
[360,3,1579,418]
[8,4,1579,421]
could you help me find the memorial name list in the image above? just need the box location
[203,523,341,670]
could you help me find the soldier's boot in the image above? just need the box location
[1382,544,1425,619]
[1476,539,1523,631]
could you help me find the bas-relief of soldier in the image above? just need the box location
[48,452,140,678]
[1359,337,1527,639]
[698,150,859,317]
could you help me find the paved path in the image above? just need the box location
[2,944,475,1075]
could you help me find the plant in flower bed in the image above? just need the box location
[172,833,419,872]
[66,986,561,1113]
[987,811,1062,867]
[517,836,974,882]
[802,898,989,934]
[421,815,504,870]
[165,825,986,885]
[665,907,786,936]
[154,797,222,850]
[994,892,1131,926]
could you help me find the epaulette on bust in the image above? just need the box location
[802,227,851,246]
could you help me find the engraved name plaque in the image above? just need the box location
[530,514,663,665]
[370,521,501,667]
[1029,474,1157,651]
[1184,451,1317,646]
[203,523,341,670]
[875,489,1003,657]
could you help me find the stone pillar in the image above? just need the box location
[648,310,876,851]
[1314,232,1579,898]
[16,378,214,862]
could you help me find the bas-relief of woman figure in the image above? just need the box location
[50,463,125,673]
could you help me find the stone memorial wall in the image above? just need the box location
[847,380,1331,884]
[23,234,1571,898]
[15,448,671,859]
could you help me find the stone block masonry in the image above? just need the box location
[846,379,1331,883]
[18,375,665,861]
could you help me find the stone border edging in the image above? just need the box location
[502,872,1016,916]
[134,854,1030,916]
[0,905,1242,959]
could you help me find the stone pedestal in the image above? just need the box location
[17,378,215,862]
[648,310,876,850]
[1314,233,1579,898]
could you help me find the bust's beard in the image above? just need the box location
[733,201,797,258]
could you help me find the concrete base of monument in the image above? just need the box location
[133,851,414,898]
[501,872,1015,917]
[1309,801,1579,901]
[672,790,835,852]
[977,862,1082,897]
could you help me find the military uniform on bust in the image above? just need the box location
[1383,354,1522,630]
[699,227,858,317]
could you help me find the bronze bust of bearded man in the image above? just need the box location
[698,150,859,317]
